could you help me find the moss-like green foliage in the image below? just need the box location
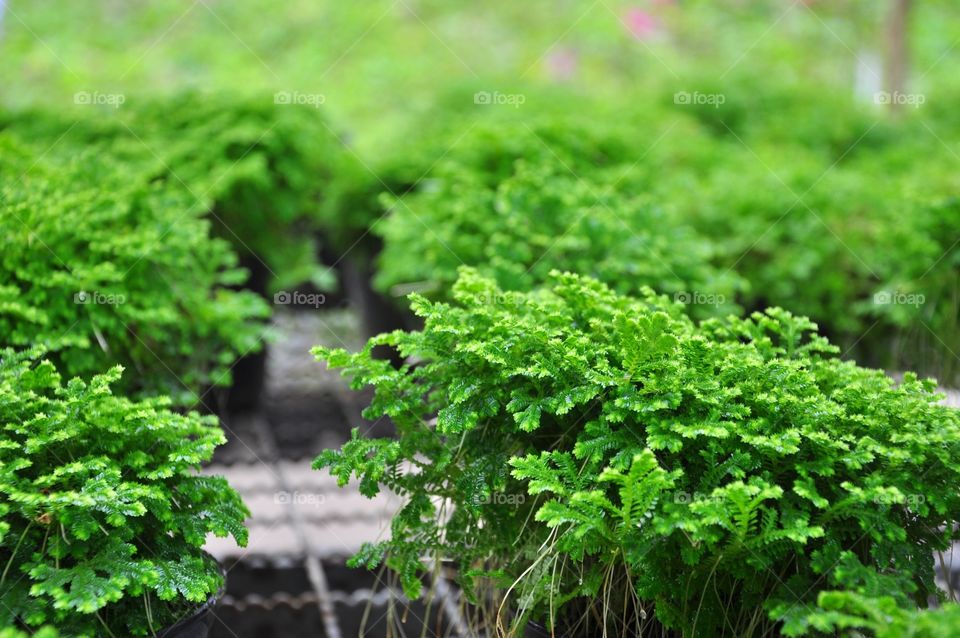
[366,77,960,385]
[866,196,960,383]
[801,592,960,638]
[0,132,268,403]
[374,116,740,317]
[0,92,350,291]
[662,133,960,382]
[125,94,347,291]
[315,268,960,637]
[664,70,900,159]
[664,147,884,333]
[0,627,58,638]
[0,349,248,637]
[323,84,645,253]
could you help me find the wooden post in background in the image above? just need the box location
[884,0,913,114]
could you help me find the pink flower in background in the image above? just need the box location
[624,7,660,40]
[546,48,579,81]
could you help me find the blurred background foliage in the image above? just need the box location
[3,0,960,381]
[1,1,958,151]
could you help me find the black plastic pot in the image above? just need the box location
[157,564,226,638]
[340,256,411,332]
[337,242,415,367]
[156,603,216,638]
[228,253,272,412]
[526,621,562,638]
[527,618,654,637]
[224,347,267,413]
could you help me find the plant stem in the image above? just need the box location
[0,522,33,587]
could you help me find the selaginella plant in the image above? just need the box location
[0,348,248,637]
[0,627,57,638]
[122,93,346,292]
[864,196,960,385]
[803,592,960,637]
[375,143,741,319]
[676,126,960,387]
[324,82,686,253]
[1,92,348,292]
[314,267,960,637]
[0,132,268,404]
[653,105,960,385]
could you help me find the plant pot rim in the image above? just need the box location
[526,619,563,637]
[157,554,226,636]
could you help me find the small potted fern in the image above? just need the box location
[0,628,58,638]
[372,110,741,327]
[0,348,248,637]
[801,591,960,637]
[0,131,269,408]
[314,268,960,637]
[375,158,741,321]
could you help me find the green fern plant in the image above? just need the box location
[314,268,960,637]
[374,123,741,318]
[800,592,960,637]
[123,93,346,292]
[0,131,268,403]
[0,627,58,638]
[0,92,348,292]
[0,348,248,637]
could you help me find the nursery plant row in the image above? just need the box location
[2,81,960,637]
[5,81,960,394]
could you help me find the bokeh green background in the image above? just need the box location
[3,1,959,154]
[4,0,960,382]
